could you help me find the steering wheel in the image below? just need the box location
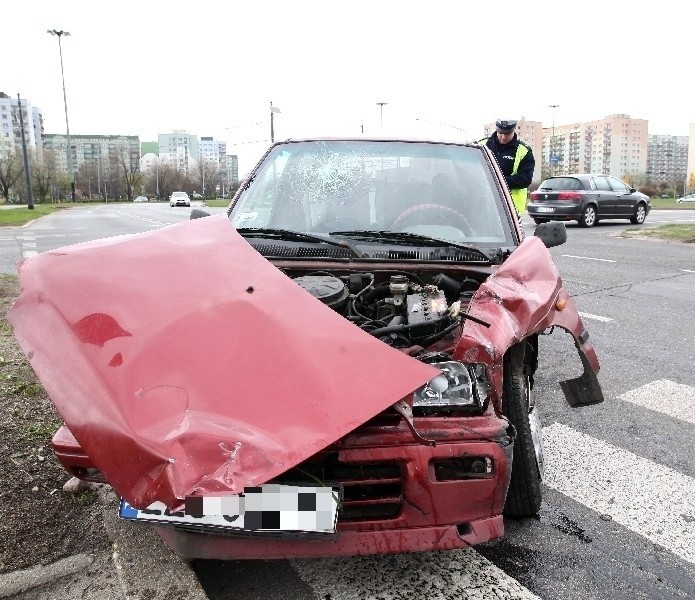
[392,203,474,236]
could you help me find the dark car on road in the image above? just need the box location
[527,174,651,227]
[9,138,604,561]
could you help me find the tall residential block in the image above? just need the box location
[0,92,44,160]
[158,130,199,173]
[44,134,140,176]
[646,134,688,190]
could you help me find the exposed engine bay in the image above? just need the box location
[288,269,491,416]
[290,270,483,351]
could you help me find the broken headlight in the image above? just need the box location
[413,362,490,410]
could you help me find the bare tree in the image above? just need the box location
[116,144,143,201]
[192,159,221,199]
[76,159,100,200]
[32,149,58,202]
[156,163,188,202]
[0,151,24,203]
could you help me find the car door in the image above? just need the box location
[592,176,615,216]
[607,176,635,216]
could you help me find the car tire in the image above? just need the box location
[502,349,543,517]
[532,217,549,224]
[578,204,597,228]
[630,202,647,224]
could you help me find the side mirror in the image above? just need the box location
[190,209,211,220]
[534,221,566,248]
[629,187,636,193]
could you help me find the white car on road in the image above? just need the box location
[169,192,191,207]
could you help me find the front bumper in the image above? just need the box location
[52,410,513,559]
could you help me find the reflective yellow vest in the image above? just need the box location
[510,144,529,215]
[481,138,529,215]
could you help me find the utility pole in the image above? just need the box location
[376,102,387,132]
[17,94,34,209]
[548,104,559,177]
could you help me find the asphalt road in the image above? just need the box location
[1,205,694,599]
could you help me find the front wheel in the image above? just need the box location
[630,202,647,224]
[502,351,543,516]
[578,204,597,227]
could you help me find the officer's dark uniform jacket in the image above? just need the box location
[480,133,535,214]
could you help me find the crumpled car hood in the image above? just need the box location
[8,215,438,509]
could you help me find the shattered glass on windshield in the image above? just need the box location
[230,140,513,247]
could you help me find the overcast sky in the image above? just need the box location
[4,0,692,175]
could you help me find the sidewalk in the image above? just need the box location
[0,487,208,600]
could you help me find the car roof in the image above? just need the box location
[274,136,482,148]
[545,173,617,180]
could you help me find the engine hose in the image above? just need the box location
[416,319,463,345]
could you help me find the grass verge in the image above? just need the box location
[621,223,695,243]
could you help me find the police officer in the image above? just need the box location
[481,119,535,216]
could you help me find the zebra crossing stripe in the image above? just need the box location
[578,311,613,323]
[618,380,695,426]
[293,548,540,599]
[542,423,695,565]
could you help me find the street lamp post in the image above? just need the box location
[376,102,388,132]
[47,29,75,202]
[548,104,559,177]
[270,101,281,143]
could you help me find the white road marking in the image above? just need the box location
[543,423,695,565]
[561,254,616,263]
[115,211,168,226]
[293,548,540,599]
[618,380,695,426]
[22,251,38,257]
[578,311,613,323]
[682,270,695,274]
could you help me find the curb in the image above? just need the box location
[0,552,122,599]
[101,490,208,599]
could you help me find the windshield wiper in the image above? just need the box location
[330,230,493,261]
[236,228,361,257]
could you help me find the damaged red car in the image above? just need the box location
[8,138,604,561]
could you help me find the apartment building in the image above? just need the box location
[158,130,199,173]
[199,136,228,185]
[44,134,140,176]
[542,115,648,180]
[687,123,695,192]
[646,134,688,189]
[0,92,44,160]
[226,154,239,185]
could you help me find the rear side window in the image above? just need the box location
[539,177,584,191]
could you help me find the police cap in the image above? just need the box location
[495,119,517,134]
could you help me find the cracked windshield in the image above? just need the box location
[230,140,514,248]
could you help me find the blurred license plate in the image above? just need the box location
[536,207,554,213]
[119,484,340,534]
